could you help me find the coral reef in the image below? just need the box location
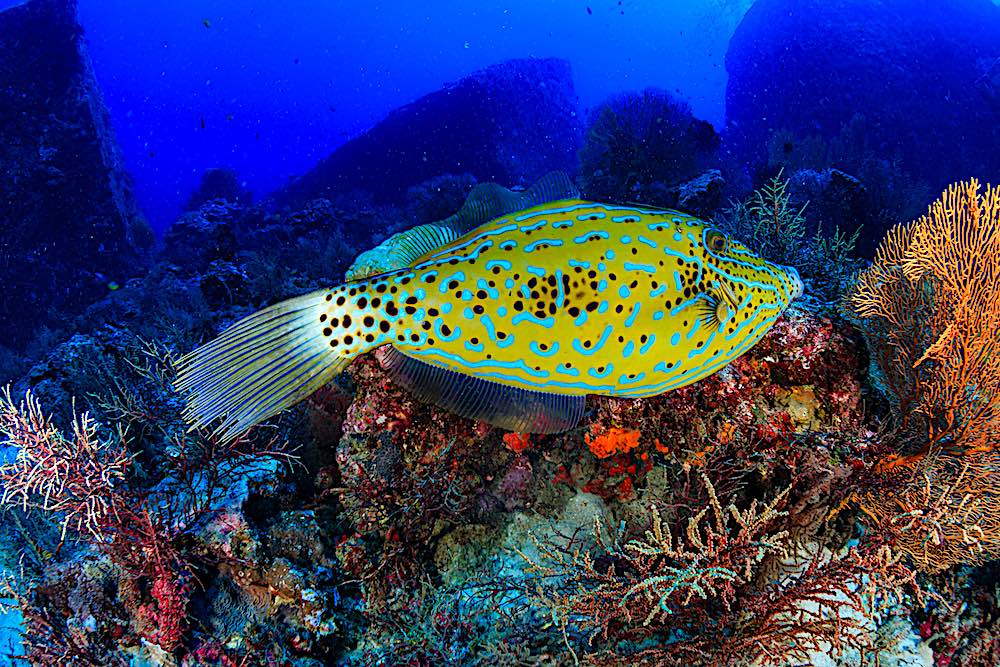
[3,9,1000,656]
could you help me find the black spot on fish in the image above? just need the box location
[379,321,391,333]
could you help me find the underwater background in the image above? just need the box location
[1,0,1000,664]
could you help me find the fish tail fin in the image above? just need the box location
[174,286,362,441]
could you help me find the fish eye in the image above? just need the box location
[706,230,728,253]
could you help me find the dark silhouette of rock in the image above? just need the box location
[725,0,1000,191]
[273,58,581,209]
[162,202,239,273]
[787,169,867,243]
[0,0,151,350]
[186,167,253,211]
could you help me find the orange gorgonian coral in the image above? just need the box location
[848,179,1000,454]
[848,180,1000,572]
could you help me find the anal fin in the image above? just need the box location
[380,347,585,434]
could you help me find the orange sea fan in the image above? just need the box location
[847,179,1000,453]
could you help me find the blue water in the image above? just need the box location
[34,0,746,231]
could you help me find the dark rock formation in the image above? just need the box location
[273,58,582,209]
[644,169,726,219]
[162,202,239,273]
[787,168,867,242]
[0,0,151,351]
[725,0,1000,191]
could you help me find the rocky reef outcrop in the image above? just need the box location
[725,0,1000,192]
[274,58,582,209]
[0,0,151,354]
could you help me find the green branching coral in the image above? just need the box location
[715,170,861,301]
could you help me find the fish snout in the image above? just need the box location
[786,266,804,302]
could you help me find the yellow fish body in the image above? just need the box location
[175,174,802,439]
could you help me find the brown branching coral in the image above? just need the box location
[518,476,914,666]
[848,179,1000,453]
[521,477,791,635]
[855,450,1000,573]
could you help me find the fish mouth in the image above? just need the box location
[786,266,804,302]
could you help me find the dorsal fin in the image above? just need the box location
[344,171,579,281]
[440,171,580,235]
[345,223,457,281]
[379,346,586,433]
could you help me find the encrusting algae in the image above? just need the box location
[175,173,803,439]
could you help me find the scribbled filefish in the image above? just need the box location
[175,173,803,440]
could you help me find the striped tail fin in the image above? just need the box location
[174,287,354,441]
